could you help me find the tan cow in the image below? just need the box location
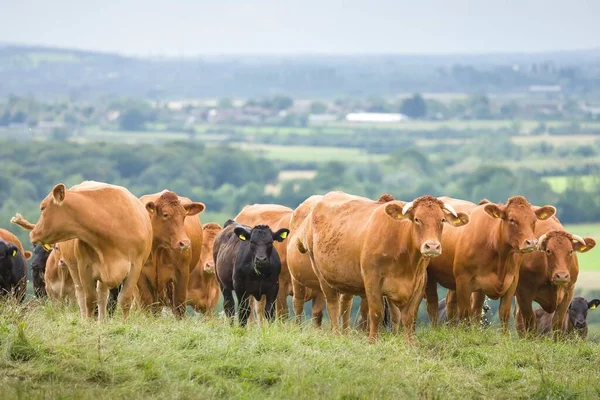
[138,191,204,317]
[426,196,555,331]
[515,218,595,336]
[45,243,76,302]
[298,191,469,342]
[287,195,327,326]
[234,204,294,318]
[187,223,222,315]
[25,181,152,319]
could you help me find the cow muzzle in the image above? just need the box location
[520,238,538,253]
[552,271,570,285]
[177,239,191,252]
[204,262,215,273]
[420,241,442,257]
[574,320,586,329]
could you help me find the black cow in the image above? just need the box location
[30,244,51,298]
[536,297,600,339]
[0,238,28,302]
[214,220,289,326]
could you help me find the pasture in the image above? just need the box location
[1,301,599,399]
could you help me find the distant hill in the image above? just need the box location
[1,44,600,100]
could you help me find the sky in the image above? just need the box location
[1,0,599,56]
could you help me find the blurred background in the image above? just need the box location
[1,0,599,329]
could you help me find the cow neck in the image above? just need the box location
[492,220,519,296]
[404,225,430,278]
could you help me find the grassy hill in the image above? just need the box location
[1,301,599,399]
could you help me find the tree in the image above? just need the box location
[399,94,427,118]
[119,108,147,131]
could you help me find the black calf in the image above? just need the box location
[30,245,51,298]
[214,220,289,326]
[0,239,27,302]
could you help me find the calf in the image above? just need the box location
[214,220,289,326]
[187,223,222,315]
[30,245,51,298]
[0,238,27,302]
[44,243,76,302]
[536,297,600,339]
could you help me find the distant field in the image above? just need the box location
[232,143,387,163]
[543,175,598,193]
[512,134,600,145]
[565,223,600,272]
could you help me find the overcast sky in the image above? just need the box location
[1,0,598,56]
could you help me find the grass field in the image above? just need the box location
[1,302,599,399]
[233,144,387,163]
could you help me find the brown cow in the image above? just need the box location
[24,181,152,319]
[45,243,76,302]
[298,191,469,342]
[187,223,222,315]
[426,196,555,331]
[234,204,294,318]
[287,195,327,326]
[515,223,595,336]
[138,190,205,317]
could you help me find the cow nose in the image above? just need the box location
[575,321,586,328]
[553,272,570,284]
[256,255,268,263]
[204,262,215,272]
[421,241,442,256]
[178,240,191,251]
[525,239,538,248]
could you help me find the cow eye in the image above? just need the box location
[569,250,574,255]
[509,219,516,225]
[162,213,169,218]
[414,218,421,224]
[546,249,551,255]
[40,206,45,212]
[441,218,446,223]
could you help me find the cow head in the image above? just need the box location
[200,223,223,274]
[568,297,600,331]
[145,191,205,251]
[234,224,289,273]
[31,183,72,247]
[484,196,555,253]
[537,230,595,285]
[31,244,52,295]
[0,239,19,261]
[384,195,469,257]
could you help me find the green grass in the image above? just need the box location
[543,176,599,193]
[565,224,600,272]
[1,302,599,399]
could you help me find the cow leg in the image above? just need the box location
[172,270,189,319]
[275,279,290,320]
[222,287,235,324]
[118,258,145,318]
[515,291,535,337]
[265,287,278,322]
[66,261,86,318]
[400,274,427,343]
[96,281,110,321]
[255,296,267,324]
[292,278,306,324]
[389,302,401,334]
[470,291,486,325]
[552,289,573,340]
[455,276,473,325]
[498,279,518,334]
[320,283,341,333]
[425,276,439,327]
[311,292,325,327]
[237,292,252,327]
[77,263,98,319]
[340,293,354,331]
[136,275,155,313]
[108,287,120,317]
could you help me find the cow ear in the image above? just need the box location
[589,299,600,310]
[52,183,66,205]
[574,237,596,253]
[273,228,290,242]
[146,201,156,215]
[384,202,408,221]
[8,245,18,257]
[234,226,251,241]
[184,202,205,216]
[535,206,556,221]
[484,204,505,220]
[24,251,32,260]
[445,211,469,227]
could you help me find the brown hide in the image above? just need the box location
[44,244,76,302]
[187,223,222,315]
[29,181,153,319]
[234,204,293,318]
[138,190,204,317]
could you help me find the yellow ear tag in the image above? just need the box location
[43,244,52,251]
[12,250,17,257]
[279,231,288,239]
[591,304,597,310]
[238,235,247,241]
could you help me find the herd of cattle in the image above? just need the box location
[1,181,599,343]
